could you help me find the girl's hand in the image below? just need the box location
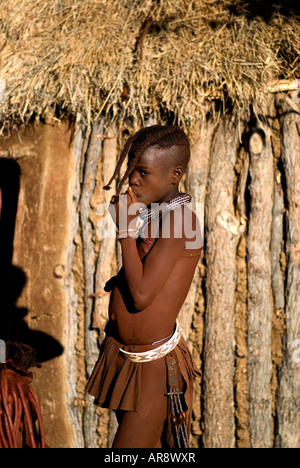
[108,187,143,230]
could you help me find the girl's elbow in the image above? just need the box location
[132,292,154,311]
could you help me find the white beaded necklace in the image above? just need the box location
[138,192,192,221]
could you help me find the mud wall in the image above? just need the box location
[0,100,299,448]
[0,117,78,448]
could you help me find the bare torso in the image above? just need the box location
[106,210,202,345]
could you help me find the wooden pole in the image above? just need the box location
[203,113,244,447]
[94,125,119,447]
[93,125,118,334]
[276,105,300,448]
[65,115,87,448]
[184,122,212,444]
[247,126,273,447]
[181,122,212,343]
[271,169,285,312]
[81,119,103,448]
[267,79,300,94]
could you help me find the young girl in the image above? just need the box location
[86,125,203,448]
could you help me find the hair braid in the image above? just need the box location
[103,133,137,191]
[103,125,190,195]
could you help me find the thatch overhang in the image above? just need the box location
[1,1,300,449]
[0,0,299,131]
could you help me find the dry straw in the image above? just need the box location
[0,0,299,130]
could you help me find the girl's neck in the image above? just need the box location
[158,187,181,204]
[140,191,192,222]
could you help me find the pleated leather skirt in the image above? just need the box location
[86,333,200,446]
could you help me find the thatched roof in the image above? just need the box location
[0,0,299,129]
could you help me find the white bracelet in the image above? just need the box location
[117,228,139,240]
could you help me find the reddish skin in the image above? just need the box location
[106,145,202,448]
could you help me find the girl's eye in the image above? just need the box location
[140,170,148,176]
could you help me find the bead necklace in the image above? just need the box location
[138,192,192,244]
[138,192,192,222]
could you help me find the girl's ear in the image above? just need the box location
[172,166,184,184]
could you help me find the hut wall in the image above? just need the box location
[1,101,300,448]
[0,0,299,449]
[275,104,300,448]
[0,118,78,448]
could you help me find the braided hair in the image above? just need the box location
[103,125,190,196]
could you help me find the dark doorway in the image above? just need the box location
[0,158,20,340]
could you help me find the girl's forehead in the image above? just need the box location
[137,146,172,168]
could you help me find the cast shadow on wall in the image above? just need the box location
[228,0,300,20]
[0,158,63,363]
[7,266,64,363]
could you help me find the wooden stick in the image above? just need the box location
[276,103,300,448]
[271,169,285,311]
[203,112,242,448]
[247,126,273,448]
[267,79,299,93]
[80,119,103,448]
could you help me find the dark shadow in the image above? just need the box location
[0,158,63,363]
[227,0,300,21]
[0,158,20,338]
[7,266,64,363]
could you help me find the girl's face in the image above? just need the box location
[128,146,183,207]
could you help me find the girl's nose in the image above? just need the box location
[129,169,140,186]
